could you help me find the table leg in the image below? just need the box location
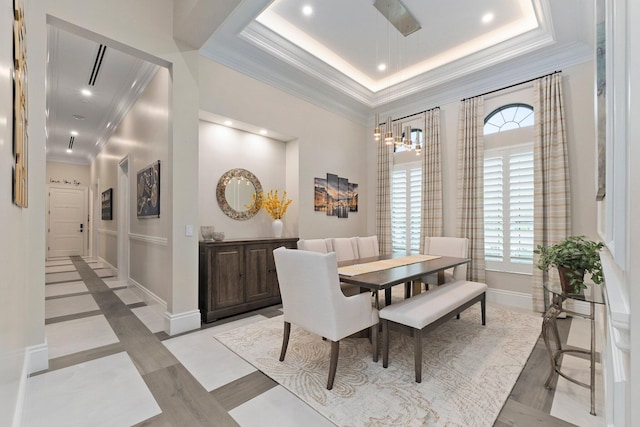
[590,302,596,416]
[411,280,422,296]
[385,288,391,306]
[542,304,561,389]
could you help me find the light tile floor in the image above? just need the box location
[24,256,603,426]
[45,315,119,359]
[23,352,161,427]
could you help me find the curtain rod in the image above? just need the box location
[461,70,562,102]
[379,106,440,125]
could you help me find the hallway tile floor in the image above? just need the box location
[22,256,604,426]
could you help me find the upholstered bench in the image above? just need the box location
[379,280,488,382]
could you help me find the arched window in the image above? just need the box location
[484,103,534,135]
[483,103,535,274]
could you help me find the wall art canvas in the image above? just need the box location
[349,182,358,212]
[137,160,160,218]
[12,0,28,207]
[314,177,327,212]
[101,188,113,220]
[337,177,349,218]
[316,173,358,218]
[326,173,338,216]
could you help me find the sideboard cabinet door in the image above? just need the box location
[212,245,244,309]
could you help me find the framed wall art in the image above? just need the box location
[101,188,113,220]
[136,160,160,218]
[12,0,28,207]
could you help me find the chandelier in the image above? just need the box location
[372,0,422,156]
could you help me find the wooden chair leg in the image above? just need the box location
[382,319,389,368]
[279,321,291,361]
[415,328,422,383]
[481,294,486,325]
[372,324,379,362]
[327,340,340,390]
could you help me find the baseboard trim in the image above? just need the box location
[26,339,49,374]
[486,288,533,311]
[164,309,201,336]
[128,277,167,308]
[97,256,117,276]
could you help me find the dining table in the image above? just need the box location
[338,253,472,307]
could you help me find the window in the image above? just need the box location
[484,145,534,273]
[484,103,534,135]
[391,163,421,253]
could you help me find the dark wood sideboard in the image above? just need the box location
[198,237,298,323]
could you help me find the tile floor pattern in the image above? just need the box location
[22,256,604,426]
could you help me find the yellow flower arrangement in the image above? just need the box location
[251,190,292,220]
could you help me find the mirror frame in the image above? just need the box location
[216,168,263,220]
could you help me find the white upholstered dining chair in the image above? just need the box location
[297,238,332,253]
[422,237,469,286]
[273,247,379,390]
[356,235,380,259]
[332,237,359,261]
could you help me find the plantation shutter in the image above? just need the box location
[391,165,422,253]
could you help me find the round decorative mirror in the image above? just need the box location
[216,168,263,220]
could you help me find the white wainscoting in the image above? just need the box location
[600,250,630,427]
[128,233,168,246]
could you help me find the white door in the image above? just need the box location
[48,186,87,258]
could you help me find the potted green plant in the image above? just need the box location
[534,235,604,294]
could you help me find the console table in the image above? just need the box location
[542,281,605,415]
[199,237,298,322]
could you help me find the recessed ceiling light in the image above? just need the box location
[302,5,313,16]
[224,120,233,126]
[66,148,73,153]
[81,89,92,96]
[70,130,78,136]
[73,114,86,120]
[378,63,387,71]
[482,12,494,24]
[260,130,268,135]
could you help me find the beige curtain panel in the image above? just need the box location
[376,138,393,254]
[420,108,443,253]
[532,72,571,313]
[456,97,486,282]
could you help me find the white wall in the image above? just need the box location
[199,121,287,239]
[0,0,31,423]
[46,161,90,186]
[92,68,171,302]
[198,58,369,239]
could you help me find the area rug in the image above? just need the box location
[215,306,541,427]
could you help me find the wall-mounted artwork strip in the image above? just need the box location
[314,173,358,218]
[137,160,160,218]
[101,188,113,220]
[12,0,28,207]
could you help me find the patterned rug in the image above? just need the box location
[215,306,541,427]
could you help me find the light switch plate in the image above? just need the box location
[185,225,193,236]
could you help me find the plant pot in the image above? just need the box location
[557,266,585,294]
